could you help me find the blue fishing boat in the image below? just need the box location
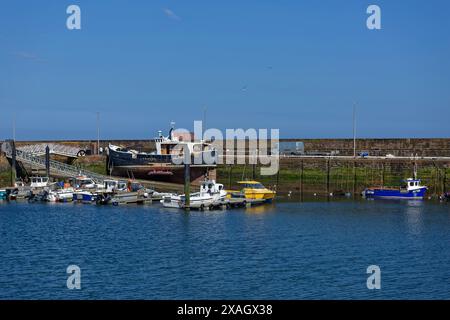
[0,189,7,200]
[362,178,427,199]
[73,190,97,202]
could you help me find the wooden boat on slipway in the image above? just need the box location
[106,126,217,183]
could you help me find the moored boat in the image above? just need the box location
[72,176,99,189]
[46,187,75,202]
[110,189,152,206]
[362,178,427,199]
[106,125,216,183]
[30,176,50,189]
[226,181,276,202]
[161,180,227,209]
[73,190,97,202]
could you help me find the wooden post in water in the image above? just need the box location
[437,167,441,195]
[10,140,17,187]
[345,162,350,192]
[228,165,232,189]
[45,145,50,178]
[326,158,330,199]
[299,160,304,202]
[444,167,447,193]
[352,160,356,198]
[275,164,280,192]
[184,163,190,210]
[433,164,437,197]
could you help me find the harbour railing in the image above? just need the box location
[3,143,108,184]
[16,143,84,158]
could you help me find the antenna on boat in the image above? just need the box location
[413,153,418,180]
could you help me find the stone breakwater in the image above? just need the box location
[3,138,450,157]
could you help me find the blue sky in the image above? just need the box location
[1,0,449,140]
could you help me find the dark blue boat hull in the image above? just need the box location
[363,187,427,199]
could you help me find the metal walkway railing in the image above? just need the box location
[3,143,108,184]
[16,143,84,158]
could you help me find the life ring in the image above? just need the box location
[77,150,86,157]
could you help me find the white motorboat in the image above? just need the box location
[46,187,75,202]
[100,179,128,193]
[161,180,227,209]
[72,176,99,189]
[110,189,151,205]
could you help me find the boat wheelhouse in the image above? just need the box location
[72,176,97,189]
[30,176,49,188]
[102,179,128,193]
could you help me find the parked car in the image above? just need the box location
[358,151,369,158]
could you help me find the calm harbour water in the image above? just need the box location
[0,199,449,299]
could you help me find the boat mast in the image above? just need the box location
[413,153,418,180]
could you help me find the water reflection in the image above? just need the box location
[244,203,276,214]
[405,200,425,235]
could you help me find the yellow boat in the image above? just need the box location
[226,181,276,202]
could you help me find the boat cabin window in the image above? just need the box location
[32,177,47,183]
[243,183,265,189]
[78,179,93,186]
[105,181,117,188]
